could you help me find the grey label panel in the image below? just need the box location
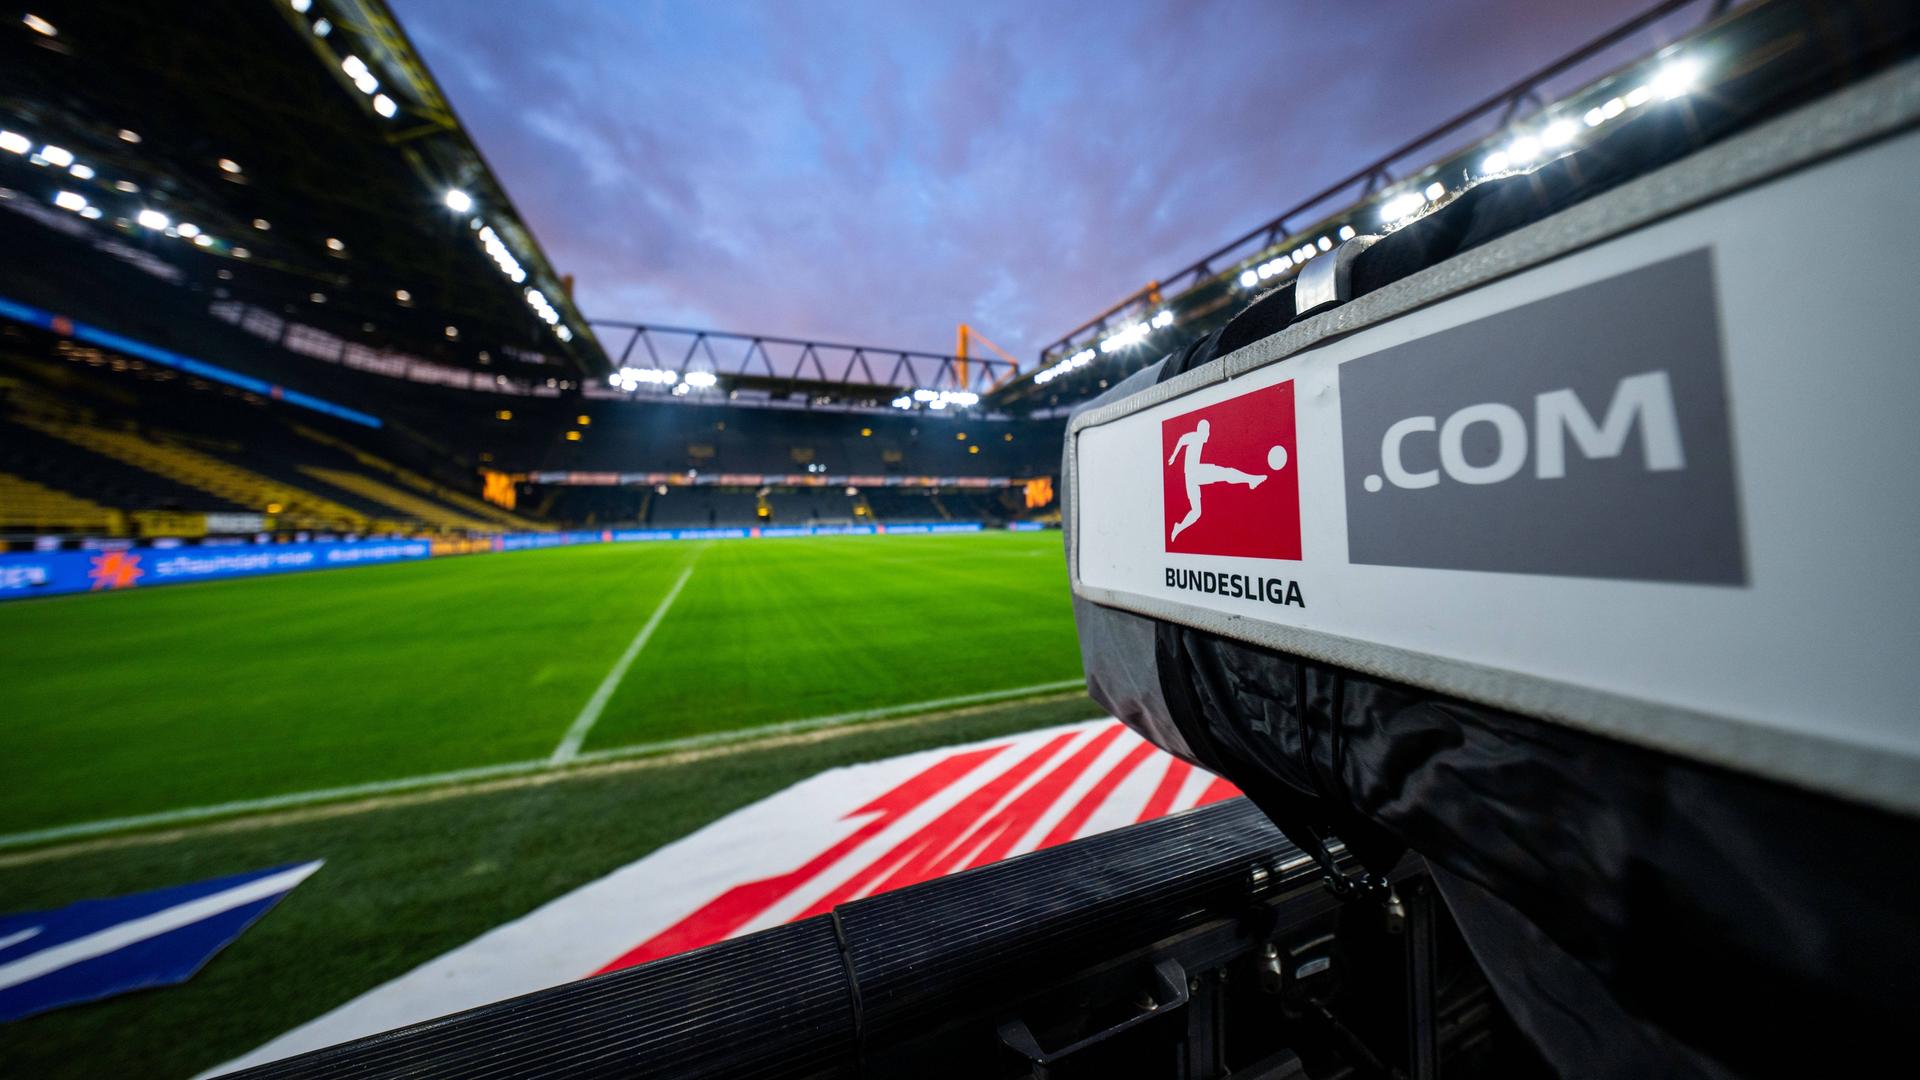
[1338,249,1745,584]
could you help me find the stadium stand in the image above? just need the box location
[764,489,857,525]
[644,491,761,529]
[0,470,120,534]
[0,337,557,539]
[0,0,1060,546]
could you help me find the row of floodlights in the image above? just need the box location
[290,1,401,118]
[611,367,719,393]
[1035,309,1173,385]
[1378,55,1702,230]
[6,127,251,254]
[1039,55,1705,383]
[6,112,574,350]
[890,389,981,411]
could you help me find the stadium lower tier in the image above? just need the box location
[0,327,1060,544]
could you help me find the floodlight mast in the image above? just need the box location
[954,322,1024,389]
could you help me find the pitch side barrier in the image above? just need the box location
[0,523,1015,601]
[229,799,1538,1080]
[1067,17,1920,1080]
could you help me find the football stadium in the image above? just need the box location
[4,1,1920,1077]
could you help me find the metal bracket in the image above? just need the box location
[1293,235,1378,319]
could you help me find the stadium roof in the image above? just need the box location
[0,0,607,382]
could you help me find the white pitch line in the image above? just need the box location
[548,559,698,765]
[569,678,1091,763]
[0,680,1090,853]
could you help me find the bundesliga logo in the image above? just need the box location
[1160,381,1301,560]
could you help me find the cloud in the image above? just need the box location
[394,0,1660,359]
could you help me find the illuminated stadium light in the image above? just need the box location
[136,209,169,230]
[444,189,473,212]
[1584,106,1606,127]
[314,18,332,37]
[290,0,312,12]
[1508,135,1542,165]
[1423,183,1444,202]
[0,131,29,154]
[894,387,979,408]
[1238,269,1258,288]
[444,325,458,338]
[1034,345,1099,385]
[1379,191,1425,224]
[1338,225,1356,241]
[476,225,527,283]
[40,144,73,168]
[68,163,94,180]
[1626,85,1654,108]
[22,13,56,37]
[1317,235,1334,251]
[372,94,398,118]
[117,128,140,143]
[1481,149,1512,174]
[78,206,101,220]
[116,179,138,192]
[671,382,691,396]
[310,292,327,303]
[1601,96,1627,119]
[1652,56,1700,100]
[52,191,86,212]
[1151,310,1174,329]
[1099,321,1150,354]
[1257,262,1275,281]
[525,288,561,325]
[194,234,214,248]
[393,288,410,302]
[1542,119,1578,148]
[232,246,250,258]
[325,236,345,251]
[177,222,201,238]
[253,218,271,230]
[612,367,677,391]
[340,55,379,95]
[556,325,573,342]
[218,158,242,174]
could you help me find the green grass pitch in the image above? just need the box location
[0,530,1082,838]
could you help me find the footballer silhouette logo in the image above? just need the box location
[1161,382,1301,560]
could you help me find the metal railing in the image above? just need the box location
[1032,0,1719,370]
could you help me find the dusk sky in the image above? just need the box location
[394,0,1681,360]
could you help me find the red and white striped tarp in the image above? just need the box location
[207,719,1235,1076]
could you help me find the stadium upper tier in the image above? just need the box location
[0,0,603,386]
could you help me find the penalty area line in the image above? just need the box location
[548,556,700,765]
[0,678,1089,855]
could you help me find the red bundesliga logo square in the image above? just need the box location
[1161,381,1301,560]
